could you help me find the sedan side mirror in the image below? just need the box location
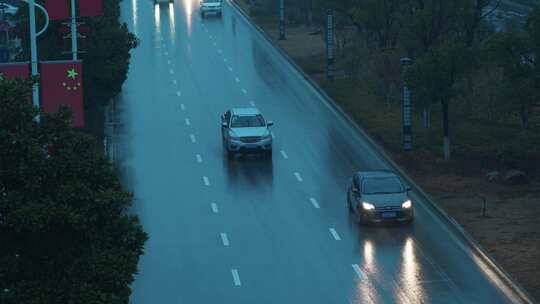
[267,121,274,127]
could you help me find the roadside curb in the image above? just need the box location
[227,1,536,303]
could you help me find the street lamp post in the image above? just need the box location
[28,0,39,113]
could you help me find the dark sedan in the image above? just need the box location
[347,170,414,224]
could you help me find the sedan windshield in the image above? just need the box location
[230,115,265,128]
[362,177,403,194]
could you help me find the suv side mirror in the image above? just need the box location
[267,121,274,127]
[222,122,228,128]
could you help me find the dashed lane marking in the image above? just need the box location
[352,264,365,279]
[177,91,182,97]
[231,269,241,286]
[196,154,202,163]
[294,172,303,182]
[280,150,288,159]
[241,88,247,95]
[310,198,320,209]
[249,100,255,106]
[203,176,210,186]
[220,233,230,246]
[190,134,196,143]
[180,104,186,111]
[211,203,218,213]
[329,228,341,241]
[185,118,191,126]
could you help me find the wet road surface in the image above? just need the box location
[115,0,528,303]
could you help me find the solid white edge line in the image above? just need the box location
[280,150,288,159]
[196,154,202,163]
[211,203,218,213]
[203,176,210,186]
[231,269,241,286]
[190,134,196,143]
[352,264,365,280]
[310,197,320,209]
[329,228,341,241]
[294,172,303,182]
[220,233,230,246]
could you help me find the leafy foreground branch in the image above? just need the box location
[0,79,148,304]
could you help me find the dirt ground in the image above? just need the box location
[248,16,540,302]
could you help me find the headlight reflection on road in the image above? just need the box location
[184,0,193,36]
[353,241,377,304]
[398,237,425,303]
[168,3,176,42]
[154,4,161,32]
[131,0,138,35]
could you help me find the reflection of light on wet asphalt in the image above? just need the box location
[398,237,425,303]
[154,4,160,33]
[184,0,193,36]
[131,0,138,35]
[354,240,377,304]
[168,2,176,42]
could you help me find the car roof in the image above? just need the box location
[356,170,398,179]
[231,108,261,116]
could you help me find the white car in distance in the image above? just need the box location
[200,0,222,17]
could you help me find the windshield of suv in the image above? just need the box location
[203,0,221,3]
[230,115,265,128]
[362,177,403,194]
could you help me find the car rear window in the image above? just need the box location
[362,177,403,194]
[230,115,265,128]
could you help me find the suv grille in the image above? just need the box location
[240,136,261,143]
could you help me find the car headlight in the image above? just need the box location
[402,199,412,209]
[362,202,375,210]
[229,133,240,141]
[262,133,272,140]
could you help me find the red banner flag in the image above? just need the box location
[45,0,70,20]
[0,62,30,80]
[40,61,85,128]
[78,0,102,17]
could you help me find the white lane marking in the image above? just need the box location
[220,233,230,246]
[177,91,182,97]
[280,150,288,159]
[190,134,196,143]
[329,228,341,240]
[164,51,169,56]
[167,59,171,65]
[211,203,218,213]
[205,28,208,32]
[228,66,233,71]
[235,77,240,83]
[170,69,174,74]
[210,35,214,39]
[173,79,177,85]
[185,118,191,126]
[203,176,210,186]
[180,104,186,111]
[213,42,217,46]
[241,88,247,95]
[196,154,202,163]
[249,100,255,106]
[329,228,341,241]
[218,49,223,54]
[224,58,228,62]
[231,269,241,286]
[310,198,320,209]
[294,172,303,182]
[352,264,365,279]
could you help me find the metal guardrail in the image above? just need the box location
[227,1,537,303]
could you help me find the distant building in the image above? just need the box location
[0,3,21,63]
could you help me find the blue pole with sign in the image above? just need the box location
[326,9,334,80]
[400,57,412,151]
[279,0,285,40]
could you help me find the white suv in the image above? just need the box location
[200,0,222,17]
[221,108,273,158]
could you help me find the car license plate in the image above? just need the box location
[381,212,397,219]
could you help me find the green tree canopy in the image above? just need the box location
[0,79,147,304]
